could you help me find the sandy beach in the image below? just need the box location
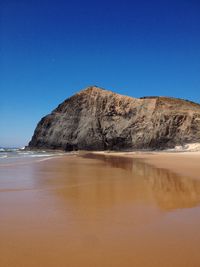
[1,152,200,267]
[92,151,200,180]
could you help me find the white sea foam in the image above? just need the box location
[28,154,59,158]
[37,156,63,162]
[0,148,19,152]
[0,147,66,161]
[0,155,8,159]
[18,152,34,155]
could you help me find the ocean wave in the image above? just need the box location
[0,148,19,152]
[28,154,59,158]
[0,155,8,159]
[0,148,66,161]
[18,152,34,155]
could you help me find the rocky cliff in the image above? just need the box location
[28,86,200,151]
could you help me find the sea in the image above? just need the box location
[0,147,67,164]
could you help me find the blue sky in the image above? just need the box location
[1,0,200,147]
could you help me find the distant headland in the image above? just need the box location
[28,86,200,151]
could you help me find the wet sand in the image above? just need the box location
[93,151,200,180]
[1,153,200,267]
[133,152,200,180]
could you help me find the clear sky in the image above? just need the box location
[1,0,200,147]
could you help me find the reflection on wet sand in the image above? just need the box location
[1,154,200,267]
[49,153,200,211]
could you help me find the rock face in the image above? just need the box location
[28,86,200,151]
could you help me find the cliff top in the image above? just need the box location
[75,86,200,105]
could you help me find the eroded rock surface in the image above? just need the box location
[28,86,200,150]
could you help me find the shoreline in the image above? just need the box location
[2,148,200,180]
